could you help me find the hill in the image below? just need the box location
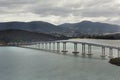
[59,21,120,37]
[0,29,67,43]
[0,21,120,37]
[0,21,65,34]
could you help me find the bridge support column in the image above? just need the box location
[40,43,41,49]
[87,44,92,57]
[35,43,37,48]
[43,43,46,50]
[40,43,42,49]
[101,46,106,59]
[109,47,113,59]
[31,44,33,48]
[45,43,48,50]
[82,43,86,56]
[38,43,40,49]
[36,43,39,49]
[57,42,60,53]
[53,42,56,52]
[72,43,79,55]
[32,43,34,48]
[42,43,44,50]
[34,43,35,48]
[32,43,35,48]
[36,43,38,49]
[118,49,120,57]
[62,42,68,54]
[49,42,51,51]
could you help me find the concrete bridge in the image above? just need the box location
[12,40,120,59]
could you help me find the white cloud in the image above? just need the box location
[0,0,120,25]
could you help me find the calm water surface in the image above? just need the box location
[0,39,120,80]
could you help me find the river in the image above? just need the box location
[0,39,120,80]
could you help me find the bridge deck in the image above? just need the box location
[15,40,120,59]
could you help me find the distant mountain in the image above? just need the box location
[0,29,67,43]
[0,21,120,37]
[0,21,64,34]
[58,21,120,37]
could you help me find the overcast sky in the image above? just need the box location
[0,0,120,25]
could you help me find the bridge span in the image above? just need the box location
[9,40,120,59]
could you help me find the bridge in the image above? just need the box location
[8,40,120,59]
[9,41,120,59]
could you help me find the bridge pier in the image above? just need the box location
[109,47,113,59]
[45,43,48,50]
[87,44,92,57]
[57,42,60,53]
[49,42,51,51]
[36,43,39,49]
[38,43,40,49]
[35,43,37,49]
[62,42,68,54]
[101,46,106,59]
[72,43,79,56]
[53,42,56,52]
[36,43,38,49]
[42,42,44,50]
[33,44,36,49]
[82,43,86,56]
[31,45,33,48]
[118,49,120,57]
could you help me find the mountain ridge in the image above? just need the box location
[58,21,120,36]
[0,20,120,37]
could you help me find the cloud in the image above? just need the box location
[0,0,120,25]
